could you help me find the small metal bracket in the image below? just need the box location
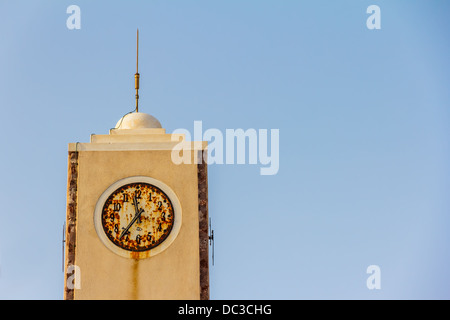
[209,218,214,266]
[62,222,66,272]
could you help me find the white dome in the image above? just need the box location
[115,112,162,129]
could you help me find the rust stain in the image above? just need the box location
[131,258,139,300]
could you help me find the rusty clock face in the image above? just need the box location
[101,182,175,252]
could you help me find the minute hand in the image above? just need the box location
[120,207,144,239]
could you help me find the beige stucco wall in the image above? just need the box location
[71,135,205,299]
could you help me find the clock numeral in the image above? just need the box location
[158,201,162,209]
[113,202,121,212]
[135,190,141,199]
[161,212,166,221]
[157,222,162,232]
[136,234,141,244]
[148,192,152,200]
[123,194,129,203]
[110,213,115,223]
[147,232,152,242]
[114,224,119,233]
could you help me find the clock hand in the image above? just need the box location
[132,195,140,213]
[120,207,144,239]
[132,194,143,224]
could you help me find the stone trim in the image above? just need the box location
[198,150,209,300]
[64,151,79,300]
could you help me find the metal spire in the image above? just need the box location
[135,29,140,112]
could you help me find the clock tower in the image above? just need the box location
[63,31,209,300]
[64,112,209,300]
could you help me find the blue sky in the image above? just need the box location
[0,0,449,299]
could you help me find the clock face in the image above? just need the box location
[101,182,175,252]
[94,176,182,259]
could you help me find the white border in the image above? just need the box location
[94,176,182,259]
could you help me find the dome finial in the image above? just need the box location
[114,29,163,130]
[135,28,140,112]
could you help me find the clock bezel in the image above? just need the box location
[93,176,182,259]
